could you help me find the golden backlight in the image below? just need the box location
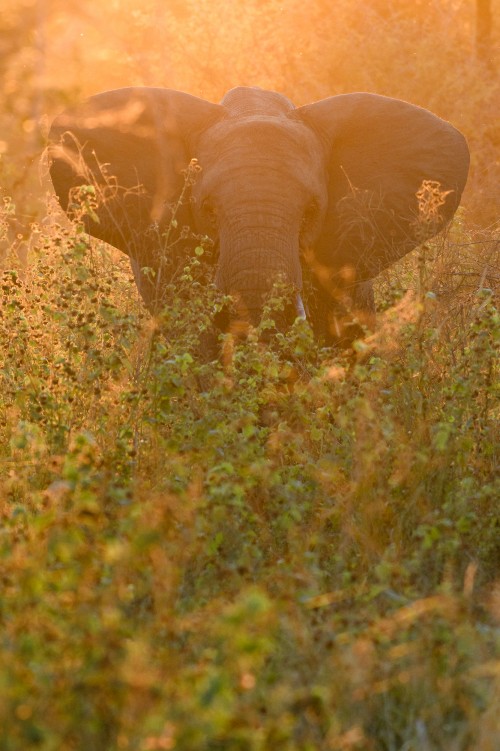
[0,4,498,750]
[0,0,498,224]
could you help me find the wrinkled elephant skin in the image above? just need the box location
[48,86,470,345]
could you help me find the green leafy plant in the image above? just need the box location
[0,200,498,750]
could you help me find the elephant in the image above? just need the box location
[48,86,469,345]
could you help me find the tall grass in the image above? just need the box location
[0,199,498,749]
[0,1,499,747]
[1,0,499,226]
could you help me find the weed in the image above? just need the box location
[0,198,498,749]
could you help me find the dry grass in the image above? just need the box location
[0,2,499,748]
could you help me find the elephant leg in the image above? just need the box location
[328,279,375,347]
[308,275,375,347]
[349,279,376,331]
[129,256,162,313]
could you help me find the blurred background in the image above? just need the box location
[0,0,498,230]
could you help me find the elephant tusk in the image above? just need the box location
[295,293,307,320]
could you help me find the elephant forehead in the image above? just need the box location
[220,87,295,117]
[197,116,324,169]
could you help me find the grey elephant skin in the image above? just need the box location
[48,86,469,345]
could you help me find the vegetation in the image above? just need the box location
[0,1,499,749]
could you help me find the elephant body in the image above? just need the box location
[48,86,469,344]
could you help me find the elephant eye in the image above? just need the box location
[201,197,218,226]
[301,200,319,231]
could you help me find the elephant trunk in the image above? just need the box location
[215,224,305,331]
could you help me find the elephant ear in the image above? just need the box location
[48,87,224,264]
[295,93,470,279]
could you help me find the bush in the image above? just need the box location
[0,2,498,745]
[0,203,498,750]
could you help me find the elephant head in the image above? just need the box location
[48,86,469,344]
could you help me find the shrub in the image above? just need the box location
[0,201,498,750]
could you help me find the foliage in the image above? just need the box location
[0,203,499,750]
[0,0,499,224]
[0,2,499,747]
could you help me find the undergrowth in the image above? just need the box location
[0,205,498,750]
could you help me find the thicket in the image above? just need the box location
[0,1,499,749]
[1,0,499,226]
[0,196,498,749]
